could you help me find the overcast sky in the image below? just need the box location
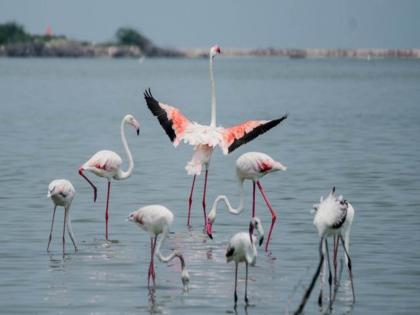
[1,0,419,48]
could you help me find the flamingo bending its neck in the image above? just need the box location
[226,217,264,307]
[294,187,355,315]
[206,152,287,251]
[144,45,288,228]
[79,114,140,241]
[128,205,190,290]
[47,179,77,254]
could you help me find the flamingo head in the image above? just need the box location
[181,268,190,291]
[249,217,264,246]
[124,114,140,135]
[274,160,287,171]
[205,209,216,239]
[337,194,349,211]
[47,186,55,198]
[210,45,221,59]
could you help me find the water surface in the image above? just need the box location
[0,57,419,314]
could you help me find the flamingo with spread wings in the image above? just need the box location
[144,45,288,228]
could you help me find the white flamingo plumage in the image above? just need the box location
[47,179,77,254]
[79,114,140,241]
[225,217,264,306]
[206,152,287,251]
[312,192,355,307]
[144,45,288,228]
[294,187,355,315]
[128,205,190,290]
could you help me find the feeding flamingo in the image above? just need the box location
[47,179,77,254]
[79,114,140,241]
[206,152,287,251]
[128,205,190,290]
[294,187,355,315]
[225,217,264,306]
[144,45,288,228]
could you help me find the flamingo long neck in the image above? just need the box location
[210,178,245,215]
[117,119,134,180]
[209,55,216,127]
[155,230,188,277]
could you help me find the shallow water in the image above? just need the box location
[0,57,419,314]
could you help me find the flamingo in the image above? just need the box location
[225,217,264,306]
[206,152,287,251]
[312,191,355,305]
[79,114,140,241]
[128,205,190,290]
[47,179,77,254]
[144,45,288,228]
[294,187,355,315]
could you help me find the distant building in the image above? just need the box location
[45,26,52,37]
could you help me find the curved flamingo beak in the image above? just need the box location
[136,128,140,136]
[249,222,254,244]
[259,235,264,247]
[206,220,213,239]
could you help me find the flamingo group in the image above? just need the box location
[144,45,288,228]
[44,44,356,311]
[206,151,287,251]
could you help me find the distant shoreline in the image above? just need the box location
[1,41,419,59]
[1,22,419,59]
[0,40,420,59]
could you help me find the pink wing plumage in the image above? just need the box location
[83,150,122,172]
[144,89,192,146]
[221,115,288,154]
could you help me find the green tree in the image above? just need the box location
[0,21,30,44]
[115,27,155,54]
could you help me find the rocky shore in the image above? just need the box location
[180,47,420,59]
[0,38,183,58]
[1,39,419,59]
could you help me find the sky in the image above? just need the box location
[1,0,419,49]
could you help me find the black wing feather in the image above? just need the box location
[227,114,288,154]
[332,209,347,229]
[143,88,176,142]
[225,246,235,258]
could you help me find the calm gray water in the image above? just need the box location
[0,57,419,315]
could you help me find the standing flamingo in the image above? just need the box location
[225,217,264,306]
[128,205,190,290]
[294,187,355,315]
[144,45,288,228]
[47,179,77,254]
[79,114,140,241]
[206,152,287,251]
[312,193,355,305]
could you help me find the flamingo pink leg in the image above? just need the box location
[47,206,57,252]
[148,238,153,287]
[78,169,97,202]
[148,236,157,287]
[105,181,111,241]
[62,209,66,255]
[252,181,256,217]
[202,169,209,227]
[187,175,196,226]
[256,181,277,252]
